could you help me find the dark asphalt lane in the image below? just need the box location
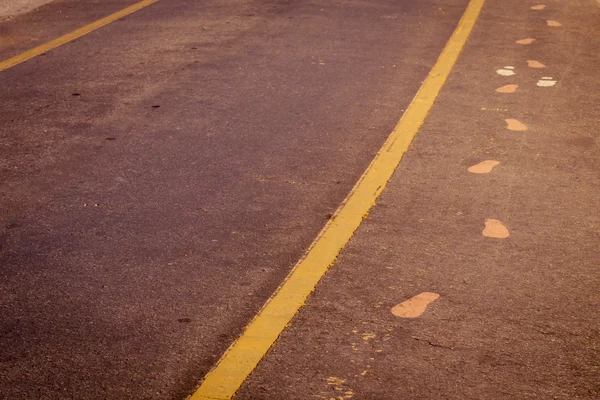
[0,0,469,398]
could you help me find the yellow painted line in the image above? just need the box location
[190,0,485,398]
[0,0,158,72]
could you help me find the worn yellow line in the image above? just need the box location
[0,0,158,72]
[190,0,484,398]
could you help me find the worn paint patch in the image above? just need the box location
[483,219,510,238]
[516,38,536,44]
[530,4,546,10]
[327,377,346,386]
[537,77,556,87]
[505,118,528,131]
[468,160,500,174]
[391,292,440,318]
[547,20,562,26]
[496,84,518,93]
[325,377,354,399]
[496,66,516,76]
[527,60,545,68]
[361,332,376,341]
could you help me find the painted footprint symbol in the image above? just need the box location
[392,292,440,318]
[505,118,528,131]
[527,60,545,68]
[496,66,516,76]
[496,84,518,93]
[516,38,536,45]
[483,219,510,238]
[537,77,556,87]
[468,160,500,174]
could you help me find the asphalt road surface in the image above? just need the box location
[1,0,468,398]
[237,0,600,399]
[0,0,54,18]
[1,0,599,399]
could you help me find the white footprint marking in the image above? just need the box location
[496,66,516,76]
[537,77,556,87]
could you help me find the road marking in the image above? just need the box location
[527,60,545,68]
[505,118,528,131]
[516,37,536,44]
[483,219,510,239]
[0,0,158,72]
[189,0,485,398]
[391,292,440,318]
[468,160,501,174]
[496,84,518,93]
[496,66,516,76]
[537,77,557,87]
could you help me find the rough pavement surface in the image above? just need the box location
[0,0,55,18]
[237,0,600,399]
[0,1,140,54]
[0,0,469,398]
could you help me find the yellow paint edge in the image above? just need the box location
[0,0,158,72]
[190,0,485,398]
